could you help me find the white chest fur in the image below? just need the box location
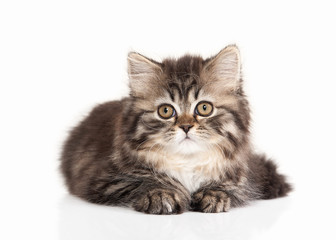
[165,163,208,193]
[142,149,227,193]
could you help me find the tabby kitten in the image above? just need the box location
[61,45,291,214]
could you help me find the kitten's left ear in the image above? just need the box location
[127,52,163,98]
[203,45,242,92]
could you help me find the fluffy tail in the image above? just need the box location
[249,154,292,199]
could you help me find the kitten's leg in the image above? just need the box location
[191,182,251,213]
[84,171,190,215]
[248,153,292,199]
[191,188,231,213]
[132,187,188,214]
[191,154,292,213]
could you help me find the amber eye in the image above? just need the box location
[195,101,213,117]
[158,104,176,119]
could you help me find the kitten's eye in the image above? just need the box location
[158,104,176,119]
[195,101,213,117]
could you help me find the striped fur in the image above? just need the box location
[61,45,292,214]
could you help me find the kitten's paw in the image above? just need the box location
[192,189,231,213]
[133,189,188,215]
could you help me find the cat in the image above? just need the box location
[60,45,292,214]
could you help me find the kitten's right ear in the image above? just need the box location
[127,52,163,98]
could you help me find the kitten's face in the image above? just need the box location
[150,89,226,155]
[128,46,250,157]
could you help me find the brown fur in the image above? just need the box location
[61,45,292,214]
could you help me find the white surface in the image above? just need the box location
[1,1,336,239]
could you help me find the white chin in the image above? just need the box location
[173,138,203,155]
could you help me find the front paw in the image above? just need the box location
[133,189,188,215]
[192,189,231,213]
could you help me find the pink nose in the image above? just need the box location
[179,124,194,134]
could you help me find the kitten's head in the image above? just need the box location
[127,45,250,158]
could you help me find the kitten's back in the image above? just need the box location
[61,100,125,196]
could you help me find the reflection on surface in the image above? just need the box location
[59,195,291,240]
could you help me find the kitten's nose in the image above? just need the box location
[179,124,194,134]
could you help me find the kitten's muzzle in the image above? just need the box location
[179,124,194,134]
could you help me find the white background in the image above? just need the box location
[1,1,336,239]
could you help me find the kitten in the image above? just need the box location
[61,45,292,214]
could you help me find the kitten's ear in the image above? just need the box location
[127,52,163,98]
[203,45,241,92]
